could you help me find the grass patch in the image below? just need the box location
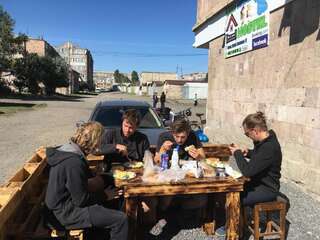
[0,102,47,115]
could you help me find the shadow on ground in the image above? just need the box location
[0,93,91,102]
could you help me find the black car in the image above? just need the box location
[89,100,167,145]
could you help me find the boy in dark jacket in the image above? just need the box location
[45,122,127,240]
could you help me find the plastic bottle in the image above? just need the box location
[170,147,180,169]
[160,152,169,170]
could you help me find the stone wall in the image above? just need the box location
[140,72,177,85]
[205,0,320,195]
[195,0,232,27]
[165,85,183,99]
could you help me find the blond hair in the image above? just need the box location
[242,111,268,131]
[71,121,104,155]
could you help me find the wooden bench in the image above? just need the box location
[243,196,289,240]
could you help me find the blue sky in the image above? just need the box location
[1,0,208,74]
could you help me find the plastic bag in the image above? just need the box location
[181,161,203,178]
[157,169,187,183]
[142,150,160,182]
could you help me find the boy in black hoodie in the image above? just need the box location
[45,122,127,240]
[229,111,282,206]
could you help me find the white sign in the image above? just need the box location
[224,0,269,58]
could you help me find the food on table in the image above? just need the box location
[216,162,225,168]
[113,170,136,180]
[205,157,220,168]
[199,161,216,177]
[184,145,196,152]
[225,166,242,179]
[123,161,144,169]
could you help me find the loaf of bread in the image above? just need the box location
[184,145,195,151]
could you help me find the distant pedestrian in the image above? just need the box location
[160,92,166,110]
[152,92,158,108]
[194,93,198,106]
[138,85,142,96]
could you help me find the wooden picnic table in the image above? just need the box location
[87,143,242,240]
[115,169,246,240]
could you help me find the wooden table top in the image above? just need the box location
[114,169,247,198]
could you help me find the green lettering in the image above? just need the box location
[236,15,267,38]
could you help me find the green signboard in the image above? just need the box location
[225,0,269,58]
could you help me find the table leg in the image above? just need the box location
[225,192,240,240]
[125,198,138,240]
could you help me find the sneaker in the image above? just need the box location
[149,219,167,236]
[215,226,226,237]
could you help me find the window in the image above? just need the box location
[94,107,162,128]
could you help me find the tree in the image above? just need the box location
[131,71,139,85]
[39,56,68,95]
[0,5,27,75]
[114,69,121,84]
[79,81,89,91]
[12,53,41,94]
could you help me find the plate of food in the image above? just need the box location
[113,170,136,180]
[205,157,220,168]
[123,161,144,169]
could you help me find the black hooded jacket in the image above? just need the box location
[45,142,105,229]
[234,130,282,193]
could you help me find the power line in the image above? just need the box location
[91,50,207,58]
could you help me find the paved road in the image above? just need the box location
[0,92,319,240]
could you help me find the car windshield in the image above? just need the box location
[94,106,162,128]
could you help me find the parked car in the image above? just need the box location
[89,100,167,145]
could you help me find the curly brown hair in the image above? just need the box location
[71,121,105,155]
[171,119,191,134]
[122,109,140,126]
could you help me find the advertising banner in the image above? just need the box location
[224,0,269,58]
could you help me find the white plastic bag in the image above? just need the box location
[157,169,187,182]
[142,150,160,182]
[181,161,203,178]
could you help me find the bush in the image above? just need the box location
[0,80,13,95]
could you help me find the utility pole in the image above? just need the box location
[68,42,73,94]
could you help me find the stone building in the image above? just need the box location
[164,80,207,99]
[55,42,94,90]
[181,72,207,81]
[193,0,320,195]
[93,71,114,89]
[140,71,177,85]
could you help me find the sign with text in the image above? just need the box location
[224,0,269,58]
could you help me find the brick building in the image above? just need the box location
[25,38,59,58]
[27,39,79,94]
[3,38,79,94]
[55,42,94,90]
[193,0,320,195]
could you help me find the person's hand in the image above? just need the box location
[188,148,201,160]
[228,144,241,155]
[242,148,249,156]
[104,186,123,200]
[116,144,128,156]
[160,141,173,153]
